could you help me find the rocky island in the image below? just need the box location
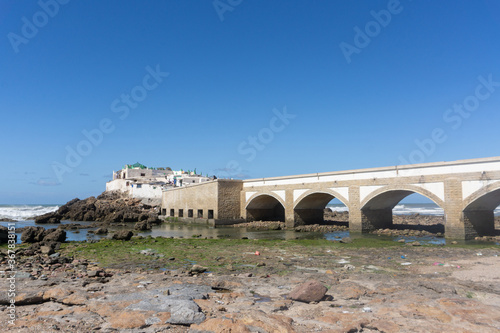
[33,191,161,225]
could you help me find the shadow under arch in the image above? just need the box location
[360,185,445,231]
[245,193,285,222]
[462,181,500,236]
[294,189,349,225]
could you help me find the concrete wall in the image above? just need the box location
[130,183,163,199]
[161,180,243,225]
[218,180,244,220]
[106,179,129,193]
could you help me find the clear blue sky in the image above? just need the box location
[1,0,500,204]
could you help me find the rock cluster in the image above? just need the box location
[18,226,66,243]
[474,235,500,242]
[324,209,349,222]
[294,224,348,232]
[34,191,160,224]
[372,228,443,237]
[232,221,285,230]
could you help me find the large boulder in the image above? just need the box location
[288,280,328,303]
[112,230,133,241]
[166,302,205,325]
[0,226,16,244]
[147,214,161,224]
[134,221,152,231]
[21,226,46,243]
[94,227,108,234]
[20,227,66,243]
[44,229,66,242]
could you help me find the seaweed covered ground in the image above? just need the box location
[1,237,500,332]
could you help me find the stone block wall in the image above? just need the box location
[161,180,243,225]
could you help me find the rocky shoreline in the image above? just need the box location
[1,236,499,332]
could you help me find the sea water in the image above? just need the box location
[1,203,498,244]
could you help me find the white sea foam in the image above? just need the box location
[392,204,444,216]
[0,205,59,221]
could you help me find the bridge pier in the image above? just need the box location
[348,186,363,233]
[294,209,324,225]
[441,179,497,239]
[285,190,295,228]
[461,210,495,238]
[349,209,393,233]
[443,179,471,239]
[361,208,393,231]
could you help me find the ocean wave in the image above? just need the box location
[0,205,59,221]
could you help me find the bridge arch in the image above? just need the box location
[293,189,349,225]
[294,189,349,209]
[360,185,445,231]
[245,193,286,222]
[361,185,444,210]
[461,181,500,236]
[463,181,500,210]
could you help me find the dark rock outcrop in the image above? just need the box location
[94,227,108,234]
[112,230,133,241]
[43,229,66,242]
[134,221,152,231]
[0,225,16,244]
[21,227,66,243]
[33,191,160,224]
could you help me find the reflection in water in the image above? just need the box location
[3,220,330,243]
[141,223,322,241]
[0,220,456,245]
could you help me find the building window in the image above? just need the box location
[198,209,203,218]
[170,209,174,217]
[161,208,166,216]
[179,209,184,217]
[137,184,142,188]
[208,210,214,219]
[141,173,145,176]
[188,209,193,218]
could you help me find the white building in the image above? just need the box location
[106,163,212,199]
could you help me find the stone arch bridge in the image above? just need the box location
[241,156,500,239]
